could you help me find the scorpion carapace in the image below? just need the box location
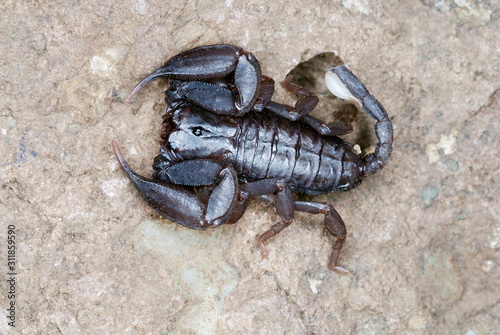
[113,44,393,273]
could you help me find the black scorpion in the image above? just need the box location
[112,44,393,273]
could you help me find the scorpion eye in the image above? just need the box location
[191,126,206,136]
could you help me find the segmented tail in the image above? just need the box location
[325,66,393,177]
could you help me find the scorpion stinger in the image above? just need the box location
[325,66,393,177]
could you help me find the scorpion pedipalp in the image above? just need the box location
[112,141,240,229]
[124,44,262,115]
[125,45,242,103]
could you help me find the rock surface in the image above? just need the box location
[1,0,499,334]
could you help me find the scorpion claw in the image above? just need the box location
[112,141,208,230]
[234,51,262,113]
[125,44,243,103]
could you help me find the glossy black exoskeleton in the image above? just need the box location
[113,44,393,273]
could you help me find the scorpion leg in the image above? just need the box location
[265,75,353,136]
[302,106,358,136]
[265,75,319,121]
[239,179,295,258]
[300,114,356,136]
[252,76,275,112]
[294,201,350,274]
[256,196,349,274]
[324,106,358,136]
[112,141,239,229]
[325,66,393,176]
[226,190,250,224]
[280,75,320,119]
[283,74,361,136]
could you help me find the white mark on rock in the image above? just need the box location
[425,130,458,164]
[408,314,427,330]
[434,0,450,11]
[431,0,492,25]
[135,0,149,15]
[70,275,107,301]
[90,46,128,77]
[0,115,17,135]
[481,259,494,273]
[308,277,323,295]
[453,0,492,25]
[488,225,500,249]
[101,178,128,198]
[341,0,371,15]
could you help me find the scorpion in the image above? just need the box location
[112,44,392,273]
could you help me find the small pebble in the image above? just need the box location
[422,185,439,206]
[31,34,46,54]
[443,158,459,171]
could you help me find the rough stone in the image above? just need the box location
[1,0,499,334]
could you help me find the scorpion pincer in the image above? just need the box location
[112,44,393,273]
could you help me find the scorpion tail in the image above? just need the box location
[325,66,393,177]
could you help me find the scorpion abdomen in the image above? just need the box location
[234,111,362,194]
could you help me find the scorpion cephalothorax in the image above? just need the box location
[113,44,393,273]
